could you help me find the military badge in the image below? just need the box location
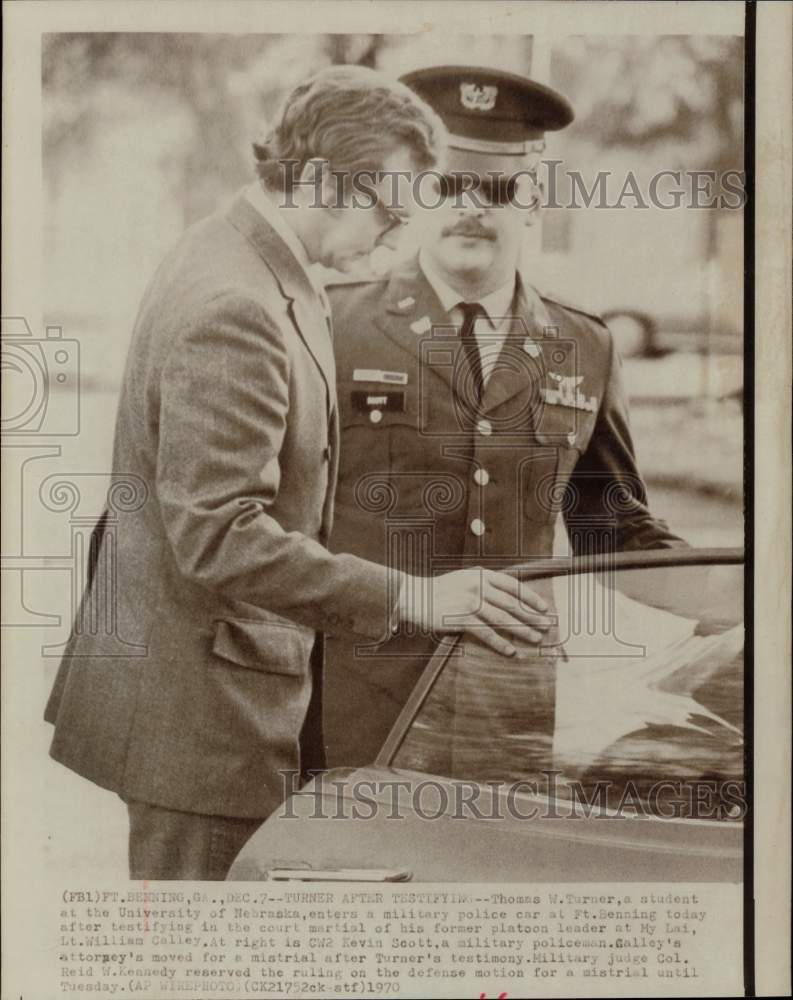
[460,83,498,112]
[541,372,599,413]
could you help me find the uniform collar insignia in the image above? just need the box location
[382,257,447,325]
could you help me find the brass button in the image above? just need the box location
[476,418,492,436]
[470,518,486,537]
[369,409,383,424]
[473,468,490,486]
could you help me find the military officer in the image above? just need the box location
[324,65,686,768]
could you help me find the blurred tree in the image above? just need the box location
[551,35,744,266]
[325,33,385,67]
[43,33,396,225]
[552,36,744,171]
[43,32,744,203]
[43,34,322,223]
[45,34,250,221]
[553,35,743,169]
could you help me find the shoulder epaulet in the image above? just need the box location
[539,291,607,325]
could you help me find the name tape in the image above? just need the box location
[353,369,408,385]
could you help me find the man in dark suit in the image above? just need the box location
[45,65,553,879]
[325,66,686,767]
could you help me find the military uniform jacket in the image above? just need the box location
[328,257,683,573]
[45,193,395,818]
[322,257,685,767]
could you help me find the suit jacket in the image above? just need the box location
[45,192,396,818]
[322,257,686,766]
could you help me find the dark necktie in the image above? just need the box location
[458,301,485,410]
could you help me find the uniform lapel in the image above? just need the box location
[373,259,466,394]
[226,194,336,408]
[479,274,548,416]
[371,261,557,417]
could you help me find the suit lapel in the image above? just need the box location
[288,297,337,402]
[226,194,336,408]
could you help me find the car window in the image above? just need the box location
[391,560,744,821]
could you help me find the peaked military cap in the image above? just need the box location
[400,65,574,155]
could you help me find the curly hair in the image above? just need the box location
[253,64,446,192]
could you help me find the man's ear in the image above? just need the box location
[296,159,336,208]
[321,164,347,212]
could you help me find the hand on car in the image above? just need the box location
[399,567,554,657]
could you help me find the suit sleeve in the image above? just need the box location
[564,327,689,552]
[154,293,398,638]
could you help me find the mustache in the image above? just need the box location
[442,222,497,241]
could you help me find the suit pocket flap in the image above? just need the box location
[212,619,310,676]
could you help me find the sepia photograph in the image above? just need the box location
[2,1,789,998]
[36,20,746,881]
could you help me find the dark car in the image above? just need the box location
[228,548,745,883]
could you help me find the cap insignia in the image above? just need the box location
[460,83,497,112]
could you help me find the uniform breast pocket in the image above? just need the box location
[534,395,597,452]
[338,382,436,520]
[339,383,419,461]
[521,402,597,523]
